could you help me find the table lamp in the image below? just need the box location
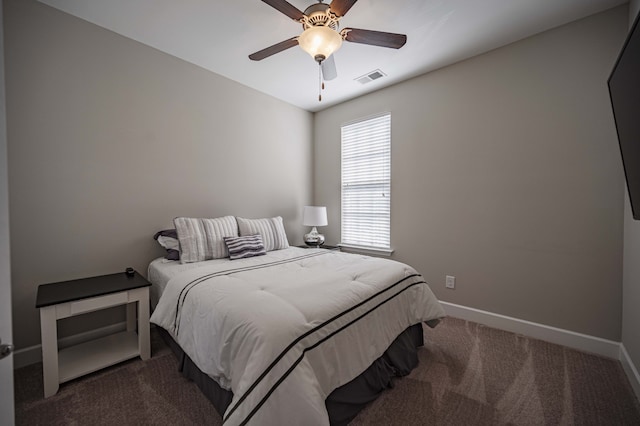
[303,206,327,247]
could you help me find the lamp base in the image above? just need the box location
[303,227,325,247]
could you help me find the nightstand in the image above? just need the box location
[297,245,341,251]
[36,271,151,398]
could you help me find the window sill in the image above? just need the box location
[338,244,394,257]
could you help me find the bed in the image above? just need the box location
[149,243,444,425]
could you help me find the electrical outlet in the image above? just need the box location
[445,275,455,289]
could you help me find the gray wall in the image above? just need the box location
[622,0,640,384]
[4,0,313,350]
[314,6,627,340]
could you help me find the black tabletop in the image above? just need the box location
[36,271,151,308]
[296,245,340,250]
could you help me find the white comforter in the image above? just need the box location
[150,247,444,425]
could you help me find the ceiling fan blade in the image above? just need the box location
[321,55,338,81]
[343,28,407,49]
[261,0,305,21]
[329,0,358,17]
[249,37,299,61]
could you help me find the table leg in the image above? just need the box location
[138,289,150,360]
[40,306,59,398]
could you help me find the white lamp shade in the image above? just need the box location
[303,206,328,227]
[298,26,343,61]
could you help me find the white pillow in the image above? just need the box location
[157,235,180,251]
[153,229,180,261]
[174,216,239,263]
[236,216,289,252]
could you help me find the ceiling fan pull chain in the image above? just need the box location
[318,62,322,102]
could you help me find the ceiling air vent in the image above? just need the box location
[355,69,386,85]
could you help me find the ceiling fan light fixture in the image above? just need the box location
[298,25,343,63]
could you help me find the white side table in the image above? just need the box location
[36,271,151,398]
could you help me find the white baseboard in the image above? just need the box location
[440,301,640,401]
[13,321,127,369]
[621,344,640,402]
[439,301,621,358]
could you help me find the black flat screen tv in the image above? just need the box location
[608,12,640,220]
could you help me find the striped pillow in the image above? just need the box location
[224,234,267,260]
[236,216,289,252]
[174,216,239,263]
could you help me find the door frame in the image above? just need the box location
[0,1,16,423]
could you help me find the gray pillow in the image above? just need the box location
[224,234,267,260]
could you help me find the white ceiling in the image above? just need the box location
[39,0,626,112]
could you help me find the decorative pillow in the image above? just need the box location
[153,229,180,261]
[236,216,289,252]
[223,234,267,260]
[174,216,239,263]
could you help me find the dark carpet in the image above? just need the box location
[14,317,640,425]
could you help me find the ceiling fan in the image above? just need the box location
[248,0,407,86]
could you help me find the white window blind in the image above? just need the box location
[341,113,391,249]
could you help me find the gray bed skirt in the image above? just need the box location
[158,323,424,425]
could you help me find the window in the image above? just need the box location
[341,113,391,251]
